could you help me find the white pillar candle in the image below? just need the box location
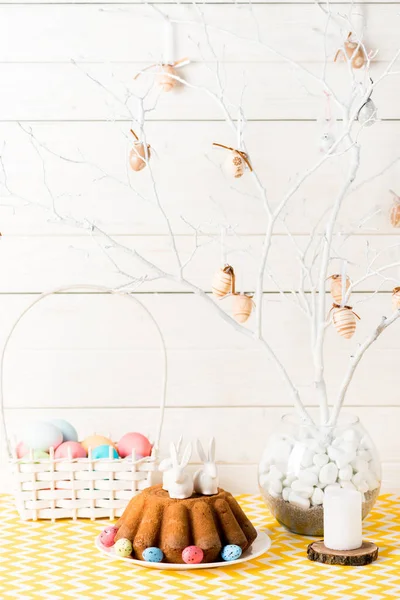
[323,487,362,551]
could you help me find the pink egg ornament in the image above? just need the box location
[182,546,204,564]
[16,441,28,459]
[100,526,119,548]
[117,432,152,458]
[55,441,87,459]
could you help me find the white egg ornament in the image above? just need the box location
[319,131,335,154]
[213,142,252,179]
[357,99,377,127]
[21,421,63,452]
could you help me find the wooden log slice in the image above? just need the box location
[307,540,378,566]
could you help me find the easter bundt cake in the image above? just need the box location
[113,484,257,563]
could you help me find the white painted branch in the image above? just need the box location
[329,310,400,426]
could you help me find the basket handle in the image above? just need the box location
[0,284,168,457]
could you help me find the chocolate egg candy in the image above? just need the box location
[114,538,133,557]
[221,544,242,561]
[100,526,118,548]
[182,546,204,564]
[143,547,163,563]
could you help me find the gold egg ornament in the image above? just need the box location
[329,274,351,305]
[392,287,400,310]
[331,304,360,339]
[389,190,400,227]
[213,142,252,179]
[232,293,253,323]
[334,32,367,69]
[129,129,151,172]
[212,265,235,298]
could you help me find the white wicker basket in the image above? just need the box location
[0,285,167,521]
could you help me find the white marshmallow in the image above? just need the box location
[291,480,314,498]
[282,487,291,502]
[319,462,338,485]
[313,453,329,468]
[351,458,369,473]
[339,465,353,481]
[311,487,324,506]
[283,473,296,487]
[352,472,369,493]
[298,469,318,487]
[357,450,372,462]
[300,449,315,468]
[364,471,380,491]
[268,465,284,480]
[288,491,310,510]
[268,479,283,498]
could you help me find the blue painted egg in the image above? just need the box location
[49,419,78,442]
[221,544,242,561]
[143,547,163,563]
[92,444,119,459]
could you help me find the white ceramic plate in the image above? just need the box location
[95,529,271,570]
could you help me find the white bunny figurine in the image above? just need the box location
[168,442,194,500]
[159,436,182,492]
[193,438,219,496]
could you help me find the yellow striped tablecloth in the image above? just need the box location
[1,493,399,599]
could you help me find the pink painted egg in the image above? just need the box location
[100,526,118,548]
[16,441,28,458]
[55,441,87,459]
[182,546,204,564]
[117,432,152,458]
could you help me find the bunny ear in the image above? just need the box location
[197,439,207,463]
[170,442,178,466]
[208,437,216,461]
[180,443,192,467]
[176,435,183,455]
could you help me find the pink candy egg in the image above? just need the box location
[117,432,152,458]
[182,546,204,564]
[16,441,28,458]
[55,441,87,459]
[100,526,119,548]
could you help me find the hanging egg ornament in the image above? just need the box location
[157,64,177,92]
[390,190,400,227]
[357,99,377,127]
[129,129,150,172]
[212,265,235,298]
[332,305,359,339]
[232,293,253,324]
[213,143,252,179]
[392,287,400,310]
[335,33,366,69]
[329,274,351,305]
[319,131,335,154]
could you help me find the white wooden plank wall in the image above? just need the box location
[0,1,399,494]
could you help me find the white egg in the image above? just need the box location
[21,421,63,452]
[49,419,78,442]
[357,99,377,127]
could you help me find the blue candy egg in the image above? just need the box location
[143,547,163,563]
[92,444,119,459]
[221,544,242,561]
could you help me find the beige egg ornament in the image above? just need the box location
[129,129,151,172]
[213,143,252,179]
[232,293,253,323]
[334,32,367,69]
[212,265,235,298]
[134,58,189,93]
[331,305,360,339]
[389,190,400,227]
[392,287,400,310]
[329,274,351,305]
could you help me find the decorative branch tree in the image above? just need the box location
[1,1,399,530]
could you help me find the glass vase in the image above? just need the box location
[258,412,381,536]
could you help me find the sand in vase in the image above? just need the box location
[263,488,380,536]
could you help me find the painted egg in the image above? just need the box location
[55,441,87,459]
[100,526,118,548]
[21,450,50,462]
[49,419,78,442]
[92,445,119,459]
[143,547,164,563]
[117,432,152,458]
[114,538,133,558]
[16,441,28,458]
[221,544,242,561]
[21,422,63,452]
[182,546,204,564]
[81,435,117,453]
